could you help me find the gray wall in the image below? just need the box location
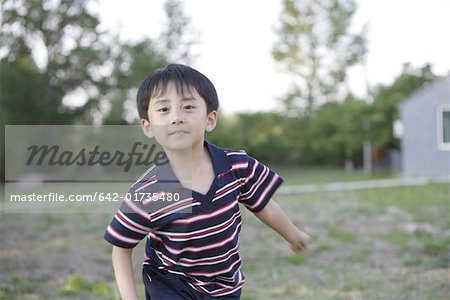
[399,76,450,176]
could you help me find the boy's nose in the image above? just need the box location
[170,109,185,125]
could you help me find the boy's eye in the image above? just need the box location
[184,105,195,110]
[158,107,169,112]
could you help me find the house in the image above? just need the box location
[398,74,450,176]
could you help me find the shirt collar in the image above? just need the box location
[153,140,231,192]
[204,140,232,177]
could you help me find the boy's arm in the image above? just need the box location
[112,246,139,300]
[254,199,310,253]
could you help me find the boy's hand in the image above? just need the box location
[289,229,310,253]
[254,200,312,253]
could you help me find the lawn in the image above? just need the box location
[1,183,449,299]
[273,166,396,186]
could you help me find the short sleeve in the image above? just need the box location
[238,155,283,213]
[103,189,154,248]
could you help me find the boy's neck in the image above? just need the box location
[164,139,210,188]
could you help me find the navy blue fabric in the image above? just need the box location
[104,141,283,296]
[143,265,242,300]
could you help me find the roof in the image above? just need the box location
[398,73,450,109]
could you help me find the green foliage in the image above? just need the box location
[0,0,192,127]
[0,275,36,298]
[1,0,108,124]
[207,64,436,168]
[103,0,197,124]
[102,38,168,125]
[327,225,358,243]
[369,63,436,149]
[59,275,112,296]
[160,0,198,64]
[0,0,192,179]
[1,0,109,180]
[209,97,370,166]
[1,183,449,299]
[304,95,370,165]
[272,0,367,114]
[208,112,302,165]
[285,253,307,265]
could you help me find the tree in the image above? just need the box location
[272,0,367,114]
[0,0,112,181]
[305,95,370,166]
[159,0,198,64]
[369,63,436,150]
[208,112,298,165]
[102,0,197,124]
[101,38,167,124]
[0,0,110,124]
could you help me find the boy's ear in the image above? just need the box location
[205,110,218,133]
[141,118,154,138]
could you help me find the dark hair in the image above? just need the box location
[136,64,219,120]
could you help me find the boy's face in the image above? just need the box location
[141,81,217,151]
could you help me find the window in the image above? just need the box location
[437,104,450,151]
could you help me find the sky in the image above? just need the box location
[96,0,450,115]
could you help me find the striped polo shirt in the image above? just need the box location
[104,141,283,297]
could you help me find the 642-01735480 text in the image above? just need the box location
[8,192,181,203]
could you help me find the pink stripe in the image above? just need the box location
[106,226,140,245]
[241,164,269,200]
[171,200,237,224]
[115,214,148,235]
[244,160,259,185]
[158,223,241,255]
[159,211,241,241]
[249,174,279,210]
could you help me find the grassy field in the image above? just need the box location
[1,182,449,299]
[273,166,396,186]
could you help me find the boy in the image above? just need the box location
[104,64,310,299]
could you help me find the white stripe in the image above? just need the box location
[225,151,246,156]
[189,258,241,277]
[244,160,259,185]
[124,198,151,220]
[115,211,151,234]
[188,278,244,297]
[212,184,241,202]
[241,164,269,200]
[151,202,200,222]
[217,270,239,282]
[156,211,241,241]
[106,225,140,244]
[154,250,177,266]
[142,191,164,205]
[248,174,279,210]
[177,244,240,266]
[153,245,238,268]
[212,180,241,202]
[149,197,193,217]
[153,248,239,268]
[135,177,158,192]
[131,165,155,187]
[212,184,240,202]
[232,162,248,169]
[215,179,240,195]
[162,223,241,255]
[171,200,238,224]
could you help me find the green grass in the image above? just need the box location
[1,183,449,299]
[238,183,449,299]
[327,225,358,243]
[273,166,397,186]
